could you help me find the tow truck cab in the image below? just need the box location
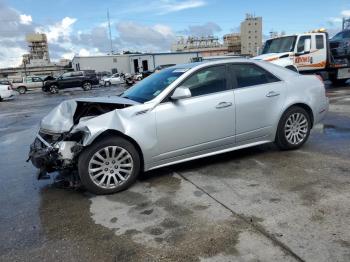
[254,31,350,85]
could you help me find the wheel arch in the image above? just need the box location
[281,103,314,128]
[92,129,145,171]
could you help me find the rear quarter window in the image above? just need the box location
[230,63,280,88]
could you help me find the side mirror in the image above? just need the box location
[304,38,311,53]
[170,87,191,100]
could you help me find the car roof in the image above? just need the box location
[170,58,255,70]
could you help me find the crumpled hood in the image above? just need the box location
[40,96,139,133]
[254,52,291,61]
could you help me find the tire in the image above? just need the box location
[82,81,92,91]
[104,81,111,87]
[17,86,26,94]
[78,136,141,195]
[275,106,311,150]
[49,85,59,94]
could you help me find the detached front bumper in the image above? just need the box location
[28,132,80,179]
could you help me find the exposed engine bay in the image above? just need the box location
[28,97,138,181]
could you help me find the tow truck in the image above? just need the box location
[254,29,350,85]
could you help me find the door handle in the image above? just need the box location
[266,91,280,97]
[216,102,232,109]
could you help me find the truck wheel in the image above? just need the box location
[82,82,92,91]
[275,106,311,150]
[17,86,26,94]
[49,85,59,94]
[78,136,141,195]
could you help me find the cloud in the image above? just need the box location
[36,17,77,43]
[116,21,176,51]
[180,22,221,37]
[19,14,32,25]
[157,0,206,14]
[341,10,350,17]
[121,0,206,15]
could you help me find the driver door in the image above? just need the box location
[153,65,235,162]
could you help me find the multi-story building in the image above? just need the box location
[223,33,241,54]
[24,33,50,66]
[240,14,262,56]
[171,36,229,57]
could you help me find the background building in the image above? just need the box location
[223,33,241,53]
[0,33,70,78]
[72,52,200,75]
[240,14,262,56]
[171,36,229,57]
[23,33,50,66]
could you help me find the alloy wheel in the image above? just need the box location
[83,82,92,90]
[88,146,134,189]
[284,113,308,145]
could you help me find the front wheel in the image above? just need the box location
[82,82,92,91]
[104,81,111,87]
[275,106,311,150]
[49,85,59,94]
[78,136,141,195]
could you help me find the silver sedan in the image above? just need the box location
[29,59,329,194]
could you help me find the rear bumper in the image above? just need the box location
[315,98,329,125]
[0,90,15,100]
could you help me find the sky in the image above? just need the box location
[1,0,350,68]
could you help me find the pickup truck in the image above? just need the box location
[42,71,99,94]
[11,76,44,94]
[254,30,350,86]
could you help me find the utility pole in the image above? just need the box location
[107,9,113,55]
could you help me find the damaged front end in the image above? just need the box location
[28,97,138,180]
[28,129,84,179]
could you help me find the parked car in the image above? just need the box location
[0,84,15,101]
[142,64,176,78]
[0,79,13,89]
[42,71,99,94]
[28,59,328,194]
[100,73,124,86]
[330,30,350,58]
[10,76,44,94]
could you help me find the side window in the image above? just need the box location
[316,35,324,49]
[71,71,83,77]
[343,31,350,38]
[230,64,280,88]
[297,36,311,53]
[26,77,33,83]
[61,72,72,78]
[32,77,42,82]
[179,66,227,97]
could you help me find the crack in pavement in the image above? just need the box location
[174,171,306,262]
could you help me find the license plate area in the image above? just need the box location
[337,68,350,79]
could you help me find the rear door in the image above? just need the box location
[154,65,235,161]
[230,63,286,143]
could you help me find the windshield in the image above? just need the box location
[121,67,187,103]
[262,36,297,54]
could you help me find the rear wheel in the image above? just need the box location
[275,106,311,150]
[82,81,92,91]
[17,86,26,94]
[78,136,141,195]
[49,85,59,94]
